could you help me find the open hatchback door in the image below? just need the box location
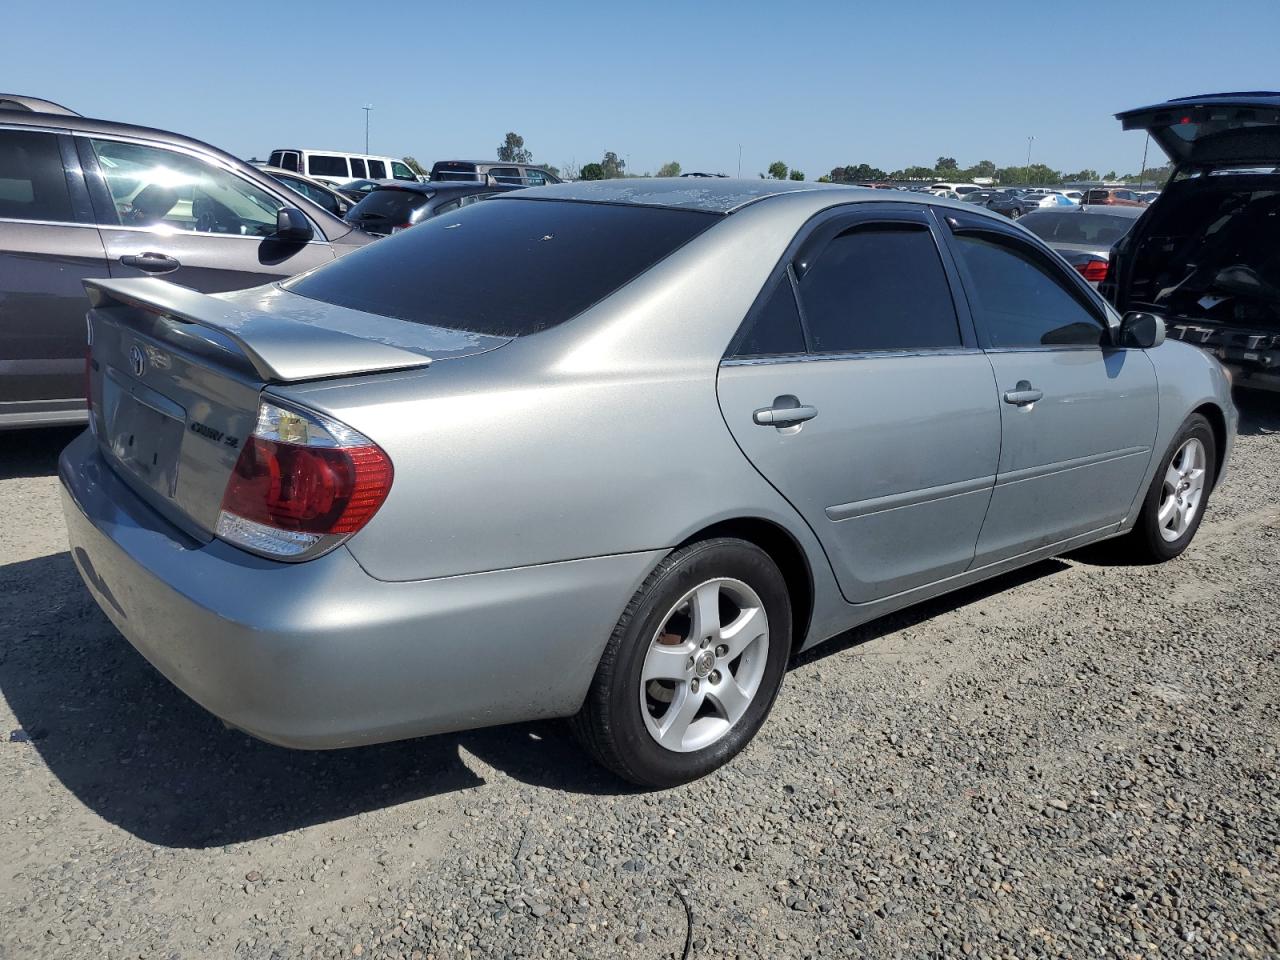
[1104,92,1280,392]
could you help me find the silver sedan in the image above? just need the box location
[60,179,1236,787]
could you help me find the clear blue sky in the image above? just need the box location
[9,0,1280,178]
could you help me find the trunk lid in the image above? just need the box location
[1116,92,1280,170]
[84,277,508,540]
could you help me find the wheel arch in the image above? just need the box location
[676,517,815,655]
[1192,401,1228,486]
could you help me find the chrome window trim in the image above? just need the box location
[0,214,95,228]
[94,221,333,246]
[721,346,986,366]
[0,121,73,136]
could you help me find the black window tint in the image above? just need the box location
[288,198,718,337]
[346,189,430,229]
[489,167,523,185]
[0,130,74,222]
[731,277,806,357]
[308,155,348,178]
[367,159,386,179]
[951,233,1104,348]
[350,158,368,178]
[796,224,961,352]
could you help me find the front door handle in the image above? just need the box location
[753,396,818,427]
[120,252,181,275]
[1003,380,1044,406]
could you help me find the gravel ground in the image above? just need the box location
[1,396,1277,960]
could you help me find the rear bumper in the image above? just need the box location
[59,430,661,749]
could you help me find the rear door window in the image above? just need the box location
[0,129,75,222]
[489,167,523,185]
[729,275,806,357]
[350,158,368,178]
[288,198,719,336]
[367,159,386,179]
[795,223,962,352]
[308,155,349,178]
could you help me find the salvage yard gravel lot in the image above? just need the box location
[1,397,1277,960]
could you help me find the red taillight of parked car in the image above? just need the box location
[217,400,392,559]
[1075,259,1109,283]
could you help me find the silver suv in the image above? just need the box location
[0,95,372,429]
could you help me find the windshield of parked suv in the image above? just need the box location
[1020,211,1136,246]
[288,198,720,336]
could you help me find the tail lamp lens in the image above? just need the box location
[1075,259,1109,283]
[216,400,392,559]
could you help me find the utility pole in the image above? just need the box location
[737,144,742,178]
[363,105,373,154]
[1026,135,1034,183]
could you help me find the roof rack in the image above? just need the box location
[0,94,80,116]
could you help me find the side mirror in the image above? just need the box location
[1119,311,1166,349]
[275,207,314,242]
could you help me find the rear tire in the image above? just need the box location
[1120,413,1216,563]
[572,538,791,788]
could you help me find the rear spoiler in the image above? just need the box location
[85,277,432,383]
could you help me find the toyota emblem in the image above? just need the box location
[129,344,146,378]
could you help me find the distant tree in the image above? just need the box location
[401,156,427,176]
[601,151,626,179]
[657,161,682,178]
[817,175,834,183]
[936,156,959,172]
[830,163,888,182]
[766,161,789,180]
[972,159,997,178]
[579,162,605,181]
[544,164,561,179]
[560,160,581,181]
[788,169,805,181]
[1062,168,1099,182]
[1104,170,1117,181]
[497,132,533,164]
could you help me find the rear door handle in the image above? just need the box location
[753,396,818,427]
[1003,380,1044,406]
[120,252,181,275]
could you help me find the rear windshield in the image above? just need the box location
[346,188,431,228]
[431,162,479,182]
[289,198,719,337]
[1020,211,1136,246]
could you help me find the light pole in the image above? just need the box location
[1026,135,1034,183]
[737,144,742,178]
[1138,133,1151,188]
[362,105,373,154]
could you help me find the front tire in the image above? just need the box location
[1123,413,1216,562]
[572,538,792,788]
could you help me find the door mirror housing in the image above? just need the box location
[1119,311,1166,349]
[275,207,314,242]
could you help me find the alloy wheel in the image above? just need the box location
[639,578,770,753]
[1157,437,1207,542]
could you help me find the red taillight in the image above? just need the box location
[1075,259,1109,283]
[216,400,392,559]
[221,438,392,535]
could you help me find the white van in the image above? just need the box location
[267,149,420,187]
[929,182,982,199]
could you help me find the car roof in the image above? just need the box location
[499,177,851,214]
[0,108,247,162]
[365,180,518,196]
[433,160,550,167]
